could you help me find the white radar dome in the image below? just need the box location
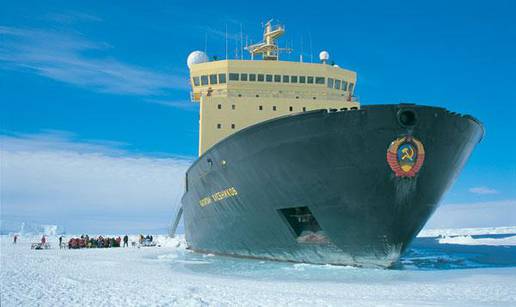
[319,50,330,62]
[187,51,209,68]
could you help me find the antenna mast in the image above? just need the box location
[240,23,244,60]
[225,24,228,59]
[245,20,291,61]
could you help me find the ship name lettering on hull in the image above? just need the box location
[199,187,238,207]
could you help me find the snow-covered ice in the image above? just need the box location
[1,229,516,306]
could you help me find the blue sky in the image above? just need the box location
[1,1,515,233]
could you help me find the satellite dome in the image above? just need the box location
[187,51,209,68]
[319,50,330,62]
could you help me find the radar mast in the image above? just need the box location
[246,20,290,60]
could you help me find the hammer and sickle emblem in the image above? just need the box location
[401,146,415,161]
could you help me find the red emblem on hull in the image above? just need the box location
[386,136,425,177]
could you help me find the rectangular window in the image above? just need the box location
[240,73,248,81]
[249,74,256,81]
[229,73,239,81]
[231,124,235,129]
[307,76,314,84]
[274,75,281,82]
[315,77,325,84]
[217,104,221,109]
[266,74,273,82]
[232,104,235,110]
[201,75,209,85]
[217,123,222,129]
[209,74,218,85]
[342,81,348,91]
[257,74,264,82]
[218,73,226,84]
[299,76,306,83]
[278,207,323,241]
[349,83,354,93]
[303,107,306,112]
[192,77,200,86]
[335,79,341,90]
[259,105,263,110]
[327,78,334,88]
[283,75,289,83]
[291,76,298,83]
[273,106,277,111]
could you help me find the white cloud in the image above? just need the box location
[425,199,516,229]
[0,26,188,95]
[469,186,499,195]
[0,131,193,234]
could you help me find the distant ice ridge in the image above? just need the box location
[437,235,516,246]
[419,226,516,237]
[0,220,64,235]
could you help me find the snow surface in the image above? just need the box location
[1,231,516,306]
[418,226,516,237]
[437,235,516,246]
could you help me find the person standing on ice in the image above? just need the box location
[13,234,18,244]
[59,236,63,249]
[123,235,129,247]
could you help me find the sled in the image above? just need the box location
[31,243,51,250]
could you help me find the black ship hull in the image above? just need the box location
[181,104,484,268]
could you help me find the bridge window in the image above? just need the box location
[217,104,221,109]
[303,107,306,112]
[192,77,200,86]
[209,74,218,85]
[291,76,298,83]
[342,81,348,91]
[315,77,325,84]
[327,78,334,88]
[335,80,341,90]
[283,75,289,83]
[349,83,354,93]
[218,73,226,84]
[201,75,209,85]
[299,76,306,83]
[289,106,293,111]
[231,124,235,129]
[249,73,256,81]
[266,74,273,82]
[217,123,222,129]
[229,73,239,81]
[257,74,265,82]
[232,104,235,110]
[307,76,314,84]
[240,73,248,81]
[273,106,277,111]
[274,75,281,82]
[259,105,263,110]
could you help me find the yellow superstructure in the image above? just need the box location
[188,22,360,156]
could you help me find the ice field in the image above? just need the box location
[1,228,516,306]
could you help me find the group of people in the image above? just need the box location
[13,234,158,249]
[65,235,130,249]
[139,234,154,244]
